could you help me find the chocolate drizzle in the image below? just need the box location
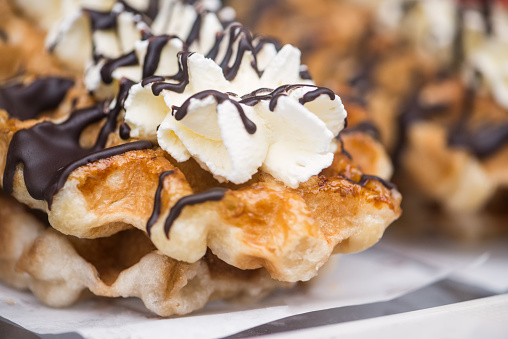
[146,170,175,236]
[357,174,396,191]
[119,122,131,140]
[143,35,179,79]
[218,24,261,81]
[449,123,508,159]
[101,51,139,84]
[448,78,508,158]
[175,90,257,134]
[118,0,161,22]
[147,52,193,95]
[3,79,139,207]
[0,29,7,42]
[205,33,224,60]
[299,87,335,105]
[336,133,352,160]
[0,77,74,121]
[185,13,203,46]
[341,121,381,141]
[299,68,312,80]
[164,188,228,238]
[85,10,118,31]
[239,84,328,112]
[480,0,494,35]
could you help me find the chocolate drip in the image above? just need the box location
[141,75,166,87]
[164,188,227,238]
[119,123,131,140]
[240,84,321,111]
[349,61,376,96]
[143,35,177,79]
[218,24,261,81]
[299,88,335,105]
[449,123,508,159]
[357,175,396,191]
[0,29,7,42]
[205,32,224,60]
[185,14,203,46]
[3,79,136,207]
[448,79,508,158]
[146,170,175,236]
[342,121,381,140]
[85,10,118,31]
[101,51,139,84]
[253,36,282,55]
[394,81,451,161]
[300,69,312,80]
[0,77,74,121]
[336,133,352,160]
[175,90,257,134]
[118,0,161,21]
[341,95,367,107]
[480,0,494,35]
[145,0,161,20]
[453,5,465,70]
[149,52,193,95]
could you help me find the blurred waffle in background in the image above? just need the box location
[226,0,508,239]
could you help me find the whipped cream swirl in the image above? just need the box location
[124,50,346,187]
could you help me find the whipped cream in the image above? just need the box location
[124,51,346,187]
[464,2,508,109]
[12,0,225,73]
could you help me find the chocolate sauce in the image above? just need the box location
[143,35,177,79]
[341,121,381,141]
[239,84,324,112]
[118,0,161,21]
[252,36,282,55]
[299,69,312,80]
[144,0,161,21]
[164,187,228,238]
[146,170,175,236]
[3,79,137,207]
[447,78,508,158]
[218,24,261,81]
[185,14,203,46]
[480,0,494,35]
[336,133,352,160]
[85,10,118,31]
[141,75,166,87]
[101,51,139,84]
[449,123,508,159]
[394,79,450,161]
[299,87,335,105]
[453,5,465,70]
[119,123,131,140]
[0,29,7,42]
[205,32,224,60]
[357,174,396,190]
[175,90,257,134]
[149,52,193,95]
[341,95,367,108]
[0,77,74,121]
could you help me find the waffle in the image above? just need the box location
[0,0,401,315]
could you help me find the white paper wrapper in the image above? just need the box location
[0,228,489,339]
